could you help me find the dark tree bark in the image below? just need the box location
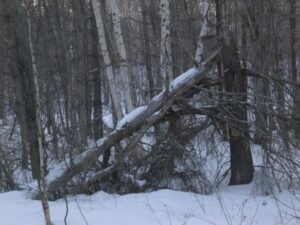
[140,0,154,98]
[14,79,30,169]
[290,0,300,137]
[9,1,40,179]
[0,0,10,120]
[89,0,103,140]
[222,32,254,185]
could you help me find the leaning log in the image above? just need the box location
[46,48,220,198]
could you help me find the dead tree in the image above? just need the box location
[46,48,220,199]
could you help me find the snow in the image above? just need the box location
[0,185,299,225]
[117,106,147,129]
[112,66,200,131]
[103,113,114,129]
[170,67,198,90]
[152,91,165,102]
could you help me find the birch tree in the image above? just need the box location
[195,0,210,64]
[91,0,123,121]
[109,0,134,113]
[160,0,173,87]
[26,2,52,224]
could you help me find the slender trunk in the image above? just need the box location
[91,0,123,121]
[0,0,8,120]
[89,1,103,140]
[290,0,300,136]
[11,1,40,179]
[140,0,154,98]
[26,11,52,225]
[215,0,224,86]
[45,82,59,160]
[0,66,4,120]
[195,0,209,64]
[109,0,134,113]
[83,0,93,139]
[160,0,173,87]
[290,0,298,96]
[15,82,30,169]
[72,0,90,144]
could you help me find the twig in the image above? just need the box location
[63,193,69,225]
[75,199,89,225]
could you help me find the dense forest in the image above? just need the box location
[0,0,299,224]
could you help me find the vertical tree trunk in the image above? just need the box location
[290,0,300,136]
[214,0,227,138]
[140,0,154,98]
[71,0,91,145]
[195,0,209,64]
[26,8,52,225]
[89,0,103,140]
[109,0,134,113]
[39,11,60,159]
[45,81,59,160]
[0,0,8,120]
[10,1,40,179]
[0,61,4,120]
[14,81,29,169]
[91,0,123,121]
[222,32,254,185]
[160,0,173,87]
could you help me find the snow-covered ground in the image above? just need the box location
[0,184,299,225]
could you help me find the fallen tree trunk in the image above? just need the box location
[46,48,220,198]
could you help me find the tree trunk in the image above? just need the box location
[14,82,29,169]
[46,49,220,198]
[109,0,134,113]
[26,8,52,225]
[160,0,173,87]
[91,0,123,121]
[0,57,4,120]
[0,0,9,120]
[89,0,104,140]
[140,0,154,98]
[10,2,40,179]
[222,32,254,185]
[195,0,209,64]
[290,0,300,136]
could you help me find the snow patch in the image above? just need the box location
[117,106,147,129]
[170,67,198,89]
[0,186,299,225]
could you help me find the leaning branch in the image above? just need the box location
[46,48,220,197]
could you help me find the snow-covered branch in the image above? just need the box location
[46,48,220,198]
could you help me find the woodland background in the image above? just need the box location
[0,1,300,223]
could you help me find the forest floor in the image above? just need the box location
[0,183,299,225]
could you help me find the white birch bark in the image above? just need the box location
[109,0,134,113]
[91,0,123,121]
[26,12,52,225]
[195,0,210,64]
[160,0,173,87]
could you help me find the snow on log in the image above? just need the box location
[46,48,220,197]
